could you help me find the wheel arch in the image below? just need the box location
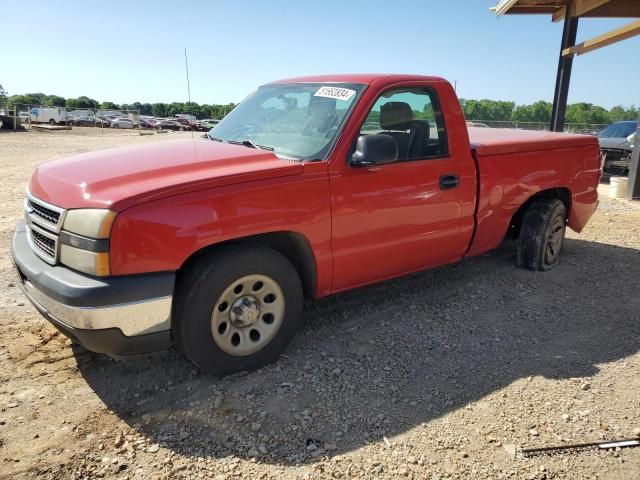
[177,231,318,299]
[509,187,572,239]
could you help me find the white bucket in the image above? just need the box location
[609,177,628,199]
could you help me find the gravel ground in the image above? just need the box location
[1,129,639,480]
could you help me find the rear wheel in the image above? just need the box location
[516,198,567,271]
[49,119,56,125]
[173,245,304,376]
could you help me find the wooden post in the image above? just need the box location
[550,14,579,132]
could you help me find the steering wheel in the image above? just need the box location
[323,114,340,139]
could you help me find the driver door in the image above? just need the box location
[329,85,473,290]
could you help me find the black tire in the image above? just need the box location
[49,119,56,125]
[516,198,567,271]
[173,245,304,376]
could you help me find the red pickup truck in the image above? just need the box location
[12,74,601,376]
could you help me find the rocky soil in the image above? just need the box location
[0,129,639,479]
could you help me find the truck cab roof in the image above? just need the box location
[269,74,448,85]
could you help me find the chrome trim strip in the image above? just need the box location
[22,280,172,336]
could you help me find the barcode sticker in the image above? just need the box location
[314,86,356,101]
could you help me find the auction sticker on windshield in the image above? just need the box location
[314,86,356,101]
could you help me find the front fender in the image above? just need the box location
[109,167,333,296]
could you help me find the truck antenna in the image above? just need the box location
[184,48,192,104]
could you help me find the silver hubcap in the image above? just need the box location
[545,215,565,265]
[211,274,285,356]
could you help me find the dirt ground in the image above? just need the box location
[1,129,639,480]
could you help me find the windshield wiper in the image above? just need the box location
[227,139,274,151]
[207,133,223,142]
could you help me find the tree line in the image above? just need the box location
[2,87,637,125]
[459,99,638,125]
[2,90,236,120]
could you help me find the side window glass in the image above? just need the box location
[359,88,448,161]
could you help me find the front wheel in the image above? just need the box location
[516,198,567,271]
[173,245,304,376]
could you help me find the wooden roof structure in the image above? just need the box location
[494,0,640,18]
[491,0,640,199]
[493,1,640,57]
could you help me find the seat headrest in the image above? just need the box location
[380,102,413,131]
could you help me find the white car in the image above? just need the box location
[110,118,135,129]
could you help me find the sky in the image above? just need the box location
[1,0,638,108]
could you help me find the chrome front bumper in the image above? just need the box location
[12,220,175,356]
[20,278,172,336]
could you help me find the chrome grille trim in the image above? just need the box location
[24,191,66,264]
[24,191,66,233]
[27,222,59,264]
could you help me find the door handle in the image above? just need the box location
[439,174,459,190]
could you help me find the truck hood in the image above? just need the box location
[598,137,633,150]
[29,139,303,211]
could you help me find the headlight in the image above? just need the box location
[60,209,116,276]
[63,209,116,238]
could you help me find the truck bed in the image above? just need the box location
[468,127,598,156]
[465,127,602,258]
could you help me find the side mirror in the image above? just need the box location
[350,134,398,167]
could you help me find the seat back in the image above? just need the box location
[379,102,413,159]
[379,102,430,160]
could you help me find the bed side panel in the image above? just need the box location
[466,143,601,257]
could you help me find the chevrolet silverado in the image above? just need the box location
[12,74,601,375]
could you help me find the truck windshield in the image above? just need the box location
[209,82,365,160]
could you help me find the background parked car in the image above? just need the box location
[111,118,135,129]
[174,117,198,130]
[199,119,220,130]
[597,120,637,174]
[155,119,191,131]
[139,118,157,129]
[95,116,112,127]
[70,117,98,127]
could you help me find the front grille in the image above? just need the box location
[28,199,60,225]
[24,193,65,264]
[30,228,56,258]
